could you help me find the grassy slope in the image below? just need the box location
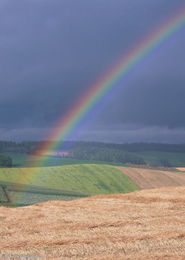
[0,164,138,195]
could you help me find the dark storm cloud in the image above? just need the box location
[80,125,185,144]
[98,29,185,129]
[0,0,185,141]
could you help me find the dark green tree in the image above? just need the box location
[0,155,12,167]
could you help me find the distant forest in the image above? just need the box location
[1,140,185,167]
[0,141,38,154]
[1,140,185,154]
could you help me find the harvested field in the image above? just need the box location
[1,187,185,259]
[176,167,185,172]
[117,166,185,189]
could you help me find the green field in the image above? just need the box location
[4,150,185,168]
[3,153,124,167]
[0,180,87,206]
[138,151,185,167]
[3,150,185,170]
[0,164,138,196]
[1,149,184,206]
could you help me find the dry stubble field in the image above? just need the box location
[1,186,185,259]
[117,166,185,189]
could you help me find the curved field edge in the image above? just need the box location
[0,164,139,195]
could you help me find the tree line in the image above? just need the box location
[0,141,38,154]
[0,155,12,167]
[69,147,146,165]
[1,140,185,154]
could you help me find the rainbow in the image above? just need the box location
[13,5,185,204]
[28,7,184,168]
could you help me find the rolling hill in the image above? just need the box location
[2,163,185,206]
[0,164,138,205]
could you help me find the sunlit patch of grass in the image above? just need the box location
[0,164,138,195]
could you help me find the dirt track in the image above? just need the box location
[117,166,185,189]
[1,187,185,259]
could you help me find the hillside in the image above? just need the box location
[2,164,185,206]
[1,187,185,259]
[0,165,138,205]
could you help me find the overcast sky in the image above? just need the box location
[0,0,185,143]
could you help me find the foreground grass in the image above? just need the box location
[1,187,185,259]
[0,164,138,195]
